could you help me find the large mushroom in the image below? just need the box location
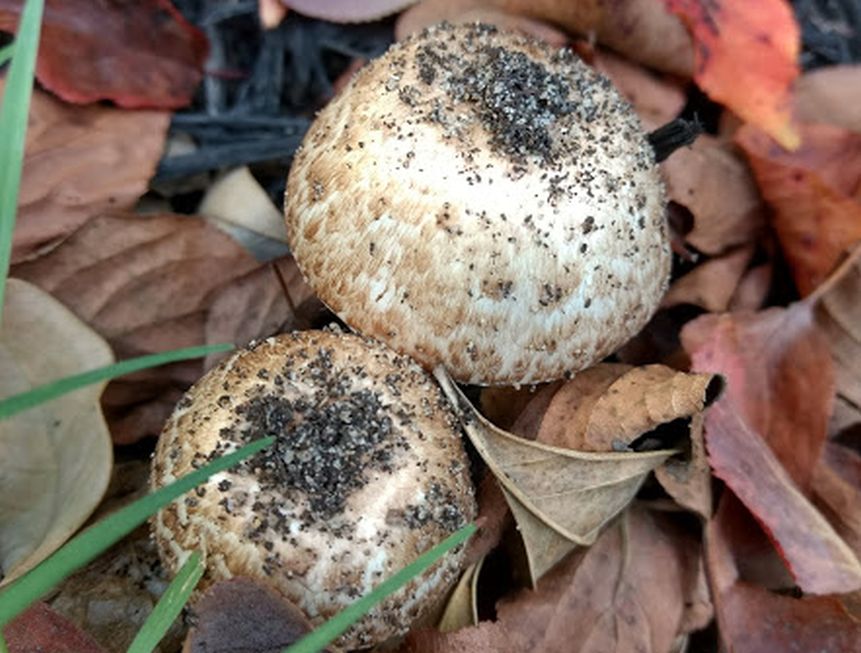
[285,22,671,385]
[151,329,476,649]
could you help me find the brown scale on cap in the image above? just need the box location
[286,22,671,385]
[150,329,476,649]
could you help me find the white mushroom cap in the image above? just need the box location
[285,22,671,385]
[150,330,476,649]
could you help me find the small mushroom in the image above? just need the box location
[150,329,476,649]
[285,22,671,385]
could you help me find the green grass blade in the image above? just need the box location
[127,551,204,653]
[0,343,234,419]
[284,523,477,653]
[0,42,13,67]
[0,436,273,628]
[0,633,7,653]
[0,0,44,319]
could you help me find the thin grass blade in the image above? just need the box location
[0,42,13,67]
[127,551,204,653]
[0,0,44,318]
[284,523,477,653]
[0,343,234,419]
[0,436,273,628]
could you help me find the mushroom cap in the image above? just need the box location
[150,330,476,649]
[285,22,671,385]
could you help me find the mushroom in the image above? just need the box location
[285,22,672,385]
[150,329,476,649]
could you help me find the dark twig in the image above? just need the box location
[647,117,704,163]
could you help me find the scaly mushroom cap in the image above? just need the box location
[285,22,671,385]
[151,330,476,649]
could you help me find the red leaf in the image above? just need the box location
[706,501,861,653]
[0,0,207,108]
[681,304,833,489]
[736,122,861,296]
[4,603,107,653]
[664,0,801,149]
[697,400,861,594]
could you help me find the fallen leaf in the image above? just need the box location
[0,280,114,585]
[3,602,108,653]
[706,498,861,653]
[495,506,709,653]
[664,0,801,149]
[286,0,417,22]
[49,525,183,653]
[813,247,861,435]
[400,621,514,653]
[593,49,687,129]
[813,443,861,559]
[434,368,674,584]
[12,213,259,444]
[682,303,832,490]
[203,257,320,370]
[655,412,712,519]
[0,0,207,108]
[661,135,767,255]
[795,64,861,133]
[7,83,169,264]
[184,577,317,653]
[259,0,288,29]
[736,122,861,295]
[538,364,716,452]
[662,246,755,312]
[198,167,290,259]
[437,558,482,632]
[728,262,772,311]
[696,400,861,594]
[397,0,694,76]
[463,472,512,567]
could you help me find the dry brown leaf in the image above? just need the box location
[203,257,320,370]
[400,621,515,653]
[795,64,861,133]
[813,442,861,560]
[728,262,772,312]
[495,506,709,653]
[8,84,169,264]
[0,279,114,584]
[4,602,109,653]
[437,558,482,633]
[536,363,716,453]
[12,212,259,444]
[593,49,686,129]
[815,248,861,436]
[662,246,755,313]
[655,412,712,519]
[396,0,693,76]
[661,135,766,255]
[434,368,674,584]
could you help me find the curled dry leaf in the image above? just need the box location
[707,497,861,653]
[0,0,207,108]
[736,122,861,296]
[728,262,772,312]
[494,506,711,653]
[535,363,717,452]
[655,412,712,519]
[663,0,801,149]
[437,558,483,633]
[813,443,861,560]
[8,84,169,264]
[396,0,693,75]
[660,135,766,256]
[815,247,861,436]
[0,280,114,584]
[662,246,755,313]
[795,64,861,133]
[4,602,108,653]
[682,302,832,490]
[434,368,675,584]
[184,577,317,653]
[12,213,259,444]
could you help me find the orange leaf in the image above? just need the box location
[664,0,801,149]
[736,122,861,296]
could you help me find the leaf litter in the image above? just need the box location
[5,0,861,651]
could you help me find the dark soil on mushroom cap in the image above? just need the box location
[233,348,410,525]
